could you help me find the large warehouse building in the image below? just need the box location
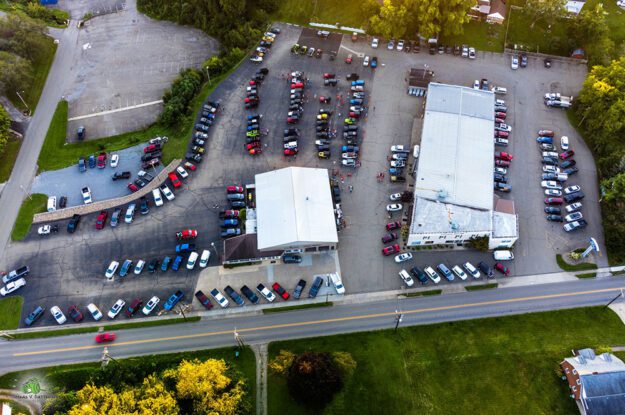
[407,83,518,249]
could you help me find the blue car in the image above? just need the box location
[309,276,324,298]
[351,80,365,86]
[350,99,363,105]
[389,167,403,175]
[341,145,360,153]
[161,256,171,272]
[247,114,260,120]
[88,154,96,168]
[175,243,195,253]
[371,57,378,68]
[78,157,86,172]
[163,290,184,311]
[437,263,454,281]
[172,255,183,271]
[221,219,239,227]
[119,260,132,278]
[536,136,553,144]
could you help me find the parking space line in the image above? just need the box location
[68,100,164,121]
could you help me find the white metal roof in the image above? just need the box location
[415,83,495,211]
[409,197,492,234]
[255,167,338,250]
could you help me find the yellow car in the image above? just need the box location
[262,36,274,43]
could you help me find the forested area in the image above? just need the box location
[574,57,625,263]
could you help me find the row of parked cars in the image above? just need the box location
[78,152,120,173]
[251,28,280,64]
[337,76,366,167]
[397,257,511,287]
[283,71,307,156]
[24,290,187,327]
[491,92,513,193]
[537,129,587,231]
[314,73,339,158]
[387,145,412,183]
[198,272,345,309]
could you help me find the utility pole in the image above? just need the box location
[205,67,212,85]
[604,290,624,309]
[101,347,118,367]
[394,309,403,332]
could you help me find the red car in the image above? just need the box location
[494,262,510,276]
[559,150,575,160]
[386,221,401,231]
[168,172,182,188]
[127,183,139,192]
[176,229,198,239]
[345,54,353,64]
[244,97,259,103]
[96,152,107,168]
[249,80,256,86]
[67,305,83,322]
[495,159,510,167]
[381,232,398,243]
[349,111,360,118]
[249,148,262,155]
[323,73,335,79]
[95,210,108,230]
[494,151,513,161]
[95,332,116,343]
[272,282,290,300]
[495,118,505,124]
[227,186,244,194]
[382,244,400,256]
[143,144,160,154]
[287,117,299,124]
[291,82,304,89]
[221,210,240,217]
[495,130,509,138]
[195,290,213,310]
[544,197,564,205]
[495,112,506,120]
[284,148,298,156]
[184,161,197,171]
[247,141,261,150]
[319,96,331,104]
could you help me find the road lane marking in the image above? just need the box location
[14,285,625,357]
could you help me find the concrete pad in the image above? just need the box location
[609,302,625,325]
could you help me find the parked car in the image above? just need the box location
[308,276,324,298]
[463,262,481,279]
[478,261,494,278]
[68,305,83,322]
[564,219,588,232]
[67,214,81,233]
[495,262,510,276]
[107,299,126,319]
[195,290,213,309]
[164,290,184,311]
[272,282,290,300]
[293,279,307,299]
[256,283,276,302]
[240,285,259,304]
[125,298,144,317]
[142,296,160,315]
[50,306,67,324]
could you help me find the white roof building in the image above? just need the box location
[255,167,338,251]
[408,83,518,249]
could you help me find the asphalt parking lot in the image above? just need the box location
[63,0,217,141]
[1,23,603,326]
[31,143,163,207]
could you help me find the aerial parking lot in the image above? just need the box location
[0,23,606,327]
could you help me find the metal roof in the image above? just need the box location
[255,167,338,250]
[415,83,495,211]
[409,197,492,234]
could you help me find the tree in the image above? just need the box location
[523,0,567,27]
[268,350,296,376]
[67,384,138,414]
[368,0,411,39]
[43,391,78,415]
[0,105,10,154]
[0,51,32,96]
[601,173,625,203]
[569,4,613,66]
[331,351,357,377]
[467,235,489,252]
[287,352,344,409]
[164,358,246,415]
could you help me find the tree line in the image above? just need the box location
[574,57,625,263]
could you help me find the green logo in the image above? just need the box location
[21,378,42,394]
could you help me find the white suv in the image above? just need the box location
[142,296,160,315]
[371,37,379,48]
[424,266,441,284]
[330,273,345,294]
[398,269,414,287]
[160,184,175,201]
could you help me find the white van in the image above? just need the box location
[330,272,346,294]
[424,266,441,284]
[152,188,164,207]
[493,250,514,261]
[452,265,467,280]
[492,86,507,95]
[47,196,57,212]
[398,269,414,287]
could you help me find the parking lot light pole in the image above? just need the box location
[205,67,211,85]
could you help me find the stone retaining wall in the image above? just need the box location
[32,159,181,224]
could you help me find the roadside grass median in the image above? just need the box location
[263,302,333,314]
[0,135,23,182]
[268,307,625,414]
[10,316,201,340]
[465,283,498,291]
[11,193,47,241]
[38,70,234,173]
[0,297,23,330]
[404,289,442,297]
[576,273,597,279]
[556,254,598,272]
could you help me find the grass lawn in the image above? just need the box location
[0,346,256,412]
[465,283,498,291]
[6,34,57,114]
[38,69,234,173]
[268,307,625,415]
[272,0,369,28]
[556,254,598,272]
[0,297,23,330]
[0,135,23,182]
[404,289,442,297]
[505,2,571,55]
[441,20,504,52]
[10,316,201,340]
[10,193,47,241]
[576,272,597,279]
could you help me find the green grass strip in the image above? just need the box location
[0,135,24,182]
[263,302,333,314]
[405,289,442,297]
[11,193,47,241]
[10,316,200,340]
[0,297,23,330]
[576,273,597,279]
[556,254,598,272]
[465,283,498,291]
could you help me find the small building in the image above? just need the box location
[565,0,586,15]
[407,83,518,249]
[471,0,507,24]
[561,348,625,414]
[408,68,435,95]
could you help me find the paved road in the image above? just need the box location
[2,276,625,374]
[0,23,80,266]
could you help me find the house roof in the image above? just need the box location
[255,167,338,250]
[223,234,282,262]
[581,372,625,415]
[414,83,495,211]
